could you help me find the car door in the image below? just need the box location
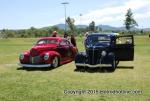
[65,40,73,58]
[58,40,71,61]
[114,35,134,61]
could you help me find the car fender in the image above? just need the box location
[48,51,61,61]
[106,52,115,61]
[75,52,87,63]
[20,51,30,63]
[71,46,78,58]
[40,51,60,64]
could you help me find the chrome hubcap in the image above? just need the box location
[52,57,58,67]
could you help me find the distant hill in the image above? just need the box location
[41,23,150,31]
[143,28,150,31]
[97,25,123,31]
[53,24,87,29]
[54,24,67,29]
[53,24,140,31]
[76,25,87,29]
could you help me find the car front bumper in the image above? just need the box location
[19,63,51,68]
[75,63,112,68]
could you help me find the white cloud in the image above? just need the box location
[59,0,150,27]
[135,11,150,19]
[124,0,149,10]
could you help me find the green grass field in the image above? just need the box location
[0,36,150,101]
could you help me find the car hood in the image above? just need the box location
[30,44,58,57]
[86,42,110,49]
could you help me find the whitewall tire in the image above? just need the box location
[52,56,59,68]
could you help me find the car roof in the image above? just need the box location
[39,37,65,41]
[88,33,116,37]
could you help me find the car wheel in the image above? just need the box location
[111,59,116,71]
[52,56,59,68]
[116,60,119,66]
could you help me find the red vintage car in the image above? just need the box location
[19,37,78,68]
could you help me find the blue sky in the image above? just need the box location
[0,0,150,29]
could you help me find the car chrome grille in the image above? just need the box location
[30,56,41,64]
[87,49,102,65]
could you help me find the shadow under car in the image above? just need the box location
[74,66,134,73]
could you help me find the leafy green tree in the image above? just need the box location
[76,28,87,35]
[66,17,76,34]
[141,29,144,34]
[124,8,138,32]
[89,21,95,32]
[95,26,102,32]
[0,29,16,38]
[7,30,16,37]
[17,30,27,38]
[51,26,59,31]
[30,27,39,37]
[1,29,7,38]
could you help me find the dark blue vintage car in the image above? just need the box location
[75,33,134,70]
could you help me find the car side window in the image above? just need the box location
[116,37,133,44]
[47,40,58,44]
[60,40,67,46]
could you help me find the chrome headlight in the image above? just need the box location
[44,53,49,60]
[101,51,107,56]
[19,53,24,60]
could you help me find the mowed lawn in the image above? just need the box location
[0,36,150,101]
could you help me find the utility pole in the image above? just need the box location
[80,13,82,25]
[61,2,69,32]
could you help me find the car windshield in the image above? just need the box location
[86,35,111,46]
[36,39,59,45]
